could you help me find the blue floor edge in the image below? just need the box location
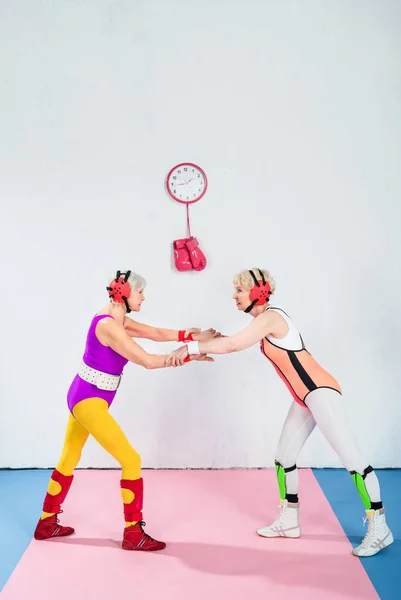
[313,468,401,600]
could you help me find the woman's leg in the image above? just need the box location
[257,400,316,538]
[275,400,316,503]
[34,413,89,540]
[72,397,165,551]
[305,389,381,508]
[305,388,393,556]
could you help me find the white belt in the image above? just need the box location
[79,363,122,391]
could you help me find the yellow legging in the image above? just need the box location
[42,397,141,527]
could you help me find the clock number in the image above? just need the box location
[173,189,177,194]
[184,167,188,172]
[178,170,181,174]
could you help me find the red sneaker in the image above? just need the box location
[122,521,166,551]
[34,513,75,540]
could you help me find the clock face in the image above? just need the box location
[166,163,208,204]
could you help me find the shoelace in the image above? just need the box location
[272,504,286,526]
[360,515,378,547]
[138,521,156,542]
[55,510,64,524]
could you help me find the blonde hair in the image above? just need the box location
[233,268,276,294]
[109,270,146,306]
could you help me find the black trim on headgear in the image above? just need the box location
[249,269,260,288]
[119,270,131,283]
[106,270,132,313]
[121,270,131,313]
[248,268,266,287]
[244,268,269,313]
[244,299,258,313]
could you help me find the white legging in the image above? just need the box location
[275,387,381,504]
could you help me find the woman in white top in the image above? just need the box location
[172,268,393,558]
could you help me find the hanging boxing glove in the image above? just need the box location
[173,238,193,271]
[186,237,207,271]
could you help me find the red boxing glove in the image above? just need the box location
[185,237,207,271]
[173,238,193,272]
[178,330,194,342]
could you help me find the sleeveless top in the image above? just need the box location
[260,306,341,405]
[67,314,128,413]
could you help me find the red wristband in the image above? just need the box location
[178,330,194,342]
[183,355,191,363]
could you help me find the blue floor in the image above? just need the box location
[0,469,51,592]
[0,469,400,596]
[314,468,401,600]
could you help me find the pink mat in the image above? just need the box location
[2,470,378,599]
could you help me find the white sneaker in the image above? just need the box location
[257,500,301,538]
[352,507,394,557]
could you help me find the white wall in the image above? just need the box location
[1,0,400,469]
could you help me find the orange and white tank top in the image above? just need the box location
[260,307,341,406]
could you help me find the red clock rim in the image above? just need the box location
[166,162,208,205]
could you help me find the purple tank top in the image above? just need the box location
[83,314,128,375]
[67,315,129,413]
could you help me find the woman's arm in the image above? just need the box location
[123,317,218,343]
[171,311,277,361]
[200,312,273,353]
[97,319,181,369]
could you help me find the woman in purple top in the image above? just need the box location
[34,270,216,551]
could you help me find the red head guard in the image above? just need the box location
[244,269,272,313]
[106,270,132,313]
